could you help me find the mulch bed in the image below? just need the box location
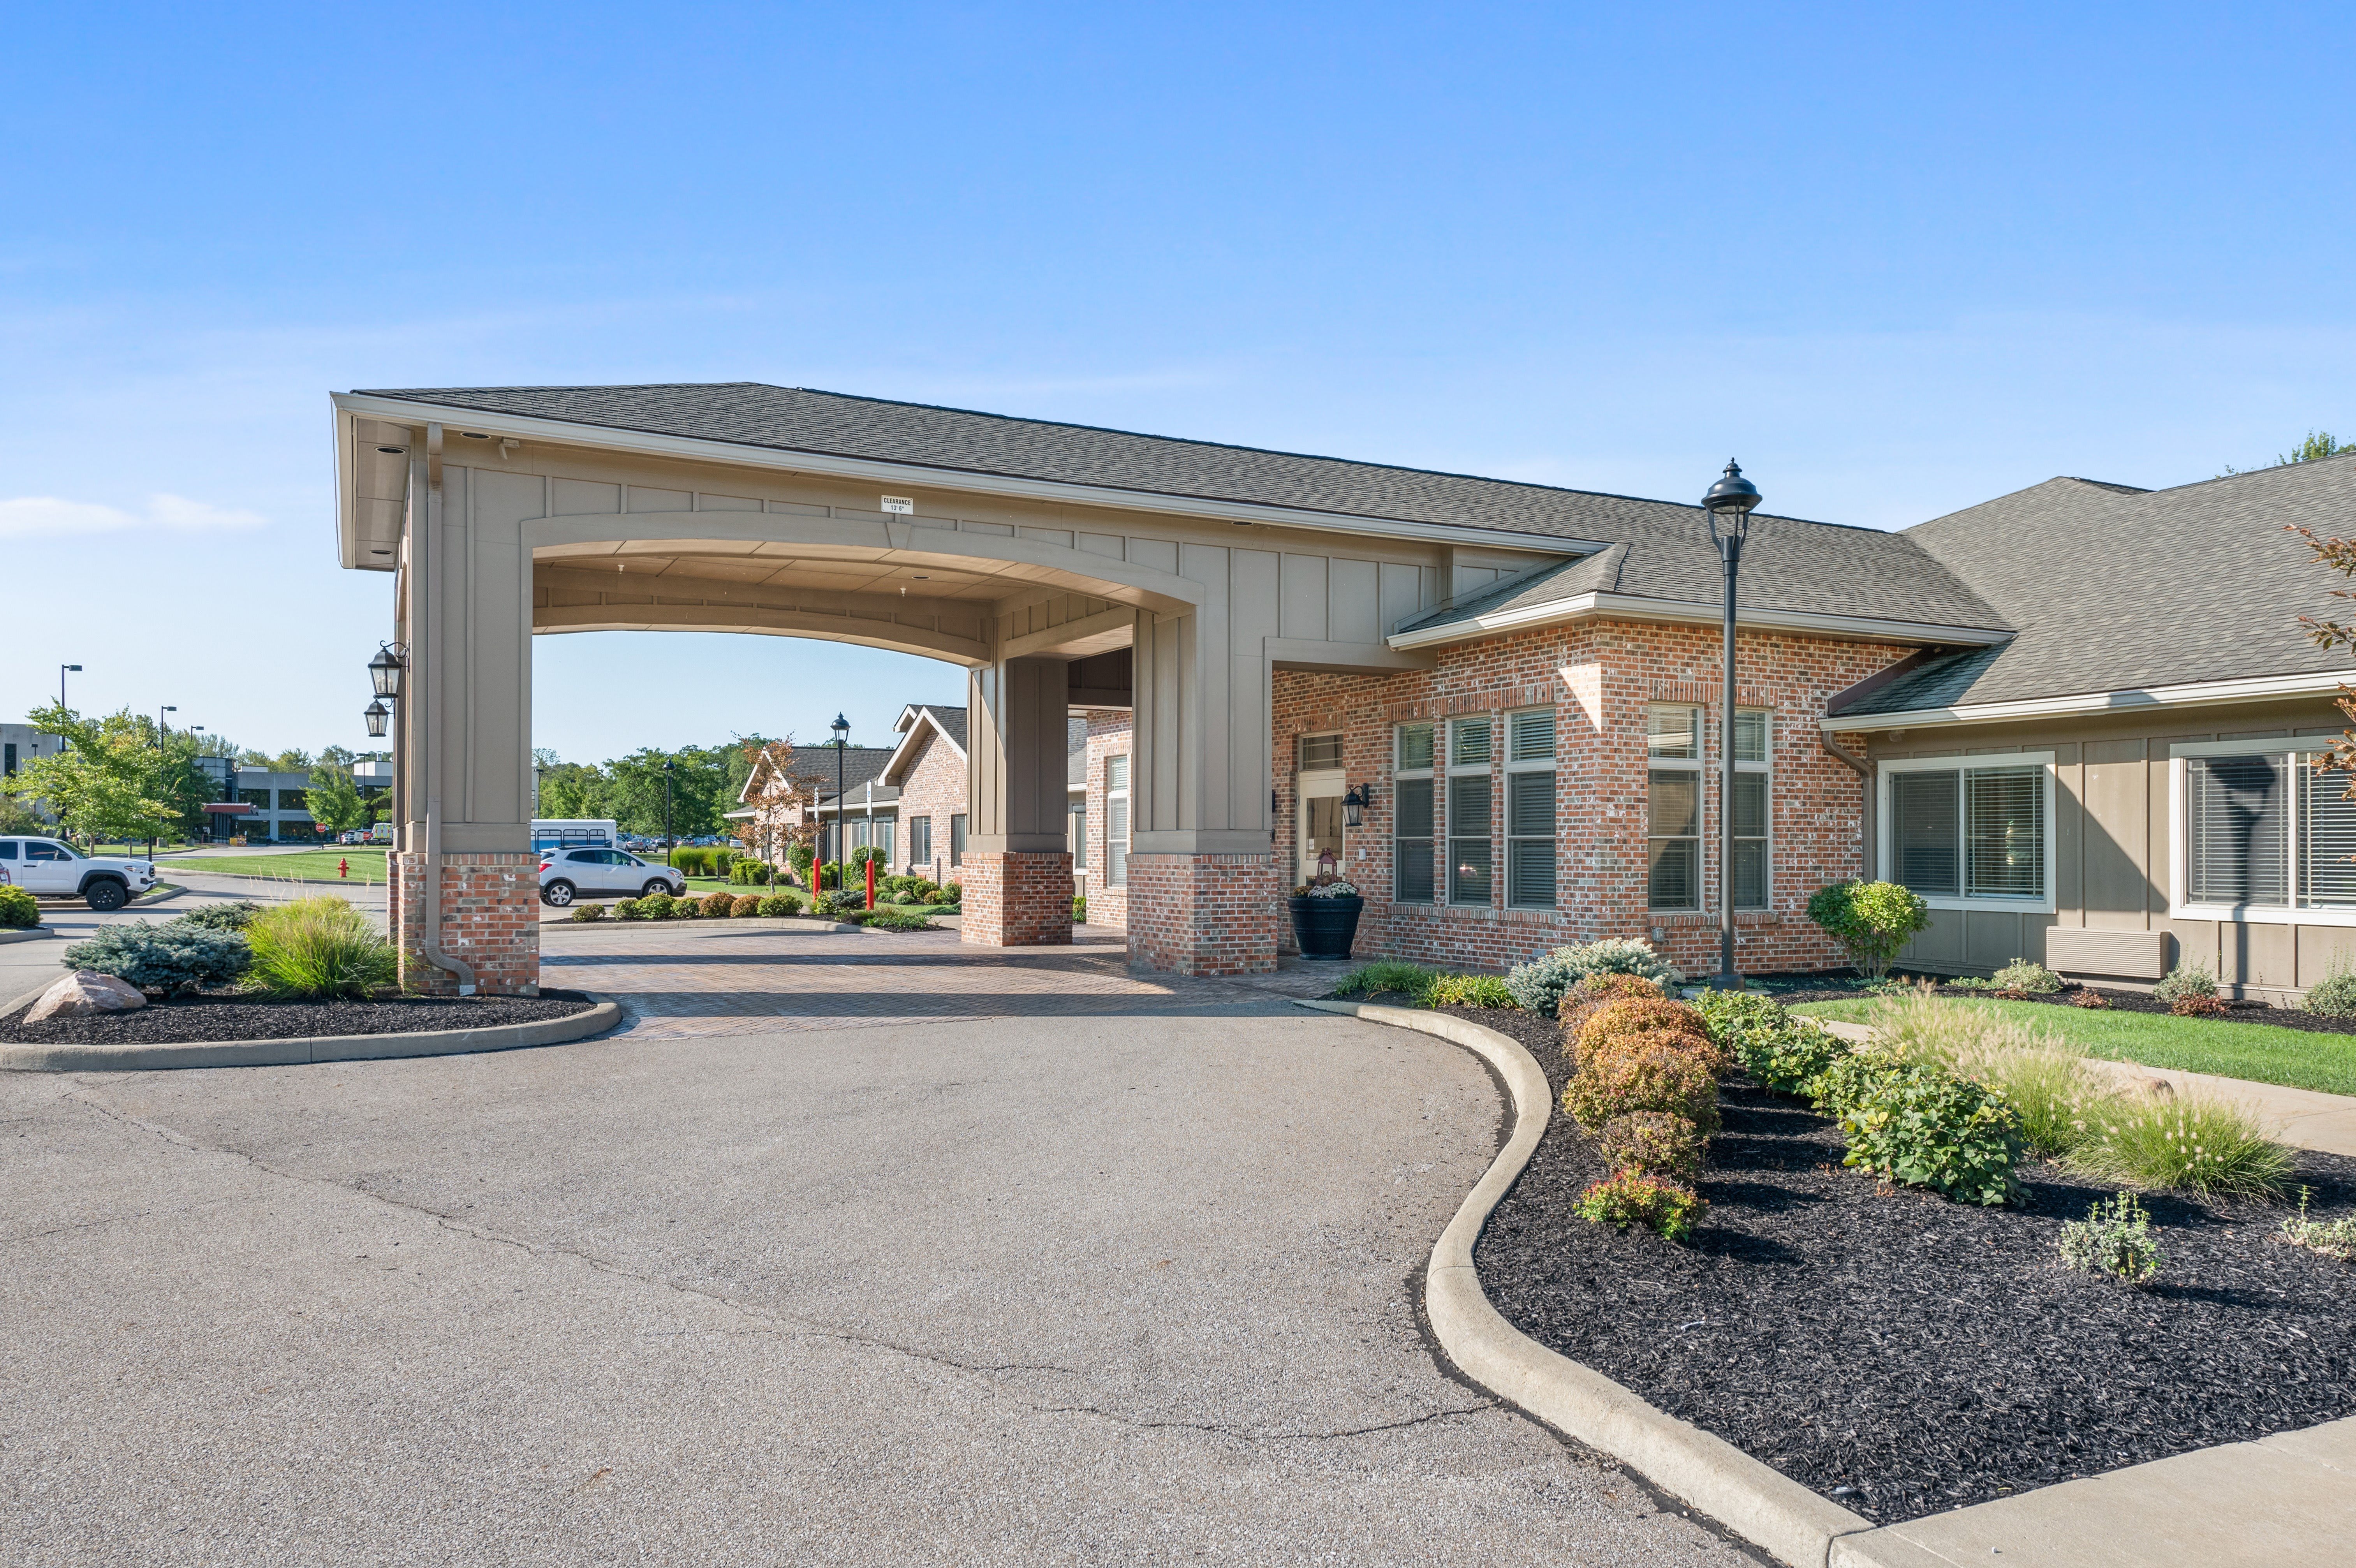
[0,989,598,1045]
[1428,1002,2356,1525]
[1758,969,2356,1035]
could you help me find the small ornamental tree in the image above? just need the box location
[1807,880,1931,978]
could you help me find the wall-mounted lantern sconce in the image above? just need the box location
[1342,783,1372,829]
[369,644,407,701]
[363,699,389,738]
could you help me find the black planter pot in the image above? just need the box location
[1288,894,1364,960]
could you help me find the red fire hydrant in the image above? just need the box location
[338,858,349,879]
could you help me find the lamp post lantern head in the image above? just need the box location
[363,700,390,738]
[1702,460,1762,550]
[368,645,406,700]
[830,713,850,746]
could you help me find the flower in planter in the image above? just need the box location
[1292,877,1361,898]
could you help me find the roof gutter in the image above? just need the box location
[1821,668,2351,733]
[1385,590,2012,651]
[331,392,1616,560]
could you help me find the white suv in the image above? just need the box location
[0,837,157,911]
[538,847,685,906]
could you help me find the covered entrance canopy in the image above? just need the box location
[329,384,1582,994]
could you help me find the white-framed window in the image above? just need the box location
[1447,714,1493,905]
[1732,708,1770,911]
[1394,722,1435,902]
[1879,751,2055,911]
[1298,732,1344,771]
[1105,754,1129,887]
[1069,799,1087,869]
[2169,739,2356,924]
[1506,708,1556,909]
[910,816,932,866]
[1648,704,1701,910]
[950,813,967,868]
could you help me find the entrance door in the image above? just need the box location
[1296,767,1345,885]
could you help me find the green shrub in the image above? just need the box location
[2302,957,2356,1018]
[638,891,675,919]
[2277,1186,2356,1261]
[731,894,762,917]
[1426,973,1518,1009]
[756,892,802,917]
[1073,894,1087,924]
[849,845,882,869]
[1574,1169,1705,1243]
[1690,990,1844,1096]
[0,885,39,930]
[1833,1059,2021,1205]
[788,842,814,875]
[1806,880,1931,978]
[942,880,961,902]
[713,848,736,875]
[2066,1091,2293,1198]
[168,900,262,933]
[1564,1041,1721,1135]
[61,920,249,992]
[244,896,396,1000]
[1506,938,1680,1014]
[729,859,762,885]
[1598,1110,1703,1183]
[2154,962,2217,1007]
[2059,1192,2164,1284]
[613,897,648,920]
[1990,957,2064,994]
[868,908,934,932]
[569,902,609,922]
[810,892,842,920]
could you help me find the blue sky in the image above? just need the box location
[5,4,2350,764]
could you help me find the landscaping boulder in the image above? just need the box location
[25,970,148,1022]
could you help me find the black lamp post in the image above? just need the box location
[829,713,850,882]
[1702,460,1763,991]
[662,759,676,861]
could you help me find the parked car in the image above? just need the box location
[0,837,156,910]
[537,847,685,906]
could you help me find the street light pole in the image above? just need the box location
[830,713,850,889]
[59,664,81,709]
[662,760,676,863]
[1702,461,1763,991]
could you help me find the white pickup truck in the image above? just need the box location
[0,836,157,910]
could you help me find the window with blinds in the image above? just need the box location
[1647,704,1700,910]
[1506,708,1555,908]
[1105,754,1129,887]
[1395,723,1435,902]
[910,816,932,867]
[1298,732,1344,770]
[1448,716,1493,905]
[1732,707,1769,910]
[1886,763,2045,901]
[949,813,967,868]
[2183,750,2356,908]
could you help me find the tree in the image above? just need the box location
[535,759,612,821]
[307,765,371,834]
[604,745,730,838]
[4,703,173,846]
[2222,429,2351,476]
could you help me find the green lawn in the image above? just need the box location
[157,848,390,885]
[1791,996,2356,1098]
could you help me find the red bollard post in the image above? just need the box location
[865,856,876,910]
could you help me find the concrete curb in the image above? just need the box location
[1296,998,1873,1568]
[0,926,59,945]
[542,916,875,934]
[1,995,622,1072]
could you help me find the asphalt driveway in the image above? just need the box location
[2,932,1742,1565]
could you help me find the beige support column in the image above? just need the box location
[960,654,1074,947]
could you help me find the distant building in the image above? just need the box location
[214,760,393,841]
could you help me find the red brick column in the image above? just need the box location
[960,850,1074,947]
[1127,853,1280,976]
[392,850,542,996]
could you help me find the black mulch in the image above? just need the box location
[1755,970,2356,1035]
[1437,1003,2356,1526]
[0,989,599,1045]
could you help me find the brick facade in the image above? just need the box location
[1270,619,1911,978]
[392,851,541,996]
[960,850,1075,946]
[1126,853,1281,975]
[895,725,968,884]
[1079,709,1130,932]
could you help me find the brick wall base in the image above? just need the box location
[392,851,542,996]
[1127,854,1280,976]
[960,851,1074,947]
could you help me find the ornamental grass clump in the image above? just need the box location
[1333,960,1443,1002]
[2058,1191,2164,1285]
[2066,1092,2293,1199]
[243,896,396,1000]
[1867,989,2106,1160]
[1425,972,1517,1008]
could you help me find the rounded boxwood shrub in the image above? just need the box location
[1573,1169,1706,1243]
[637,891,674,920]
[699,891,736,919]
[613,897,647,920]
[569,902,609,922]
[1598,1110,1703,1184]
[1807,880,1931,978]
[730,894,762,917]
[1564,1041,1721,1135]
[0,885,39,930]
[756,892,803,917]
[61,920,249,992]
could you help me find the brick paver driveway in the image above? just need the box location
[2,920,1741,1565]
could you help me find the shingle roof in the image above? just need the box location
[1833,462,2356,716]
[908,705,967,753]
[353,382,2005,634]
[793,745,895,803]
